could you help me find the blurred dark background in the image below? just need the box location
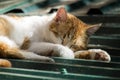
[0,0,120,15]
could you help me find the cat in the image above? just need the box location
[0,7,111,66]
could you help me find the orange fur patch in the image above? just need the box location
[75,51,91,59]
[20,37,30,50]
[0,42,24,59]
[67,14,88,50]
[0,17,11,36]
[0,59,12,67]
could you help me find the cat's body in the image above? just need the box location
[0,7,111,65]
[0,14,55,45]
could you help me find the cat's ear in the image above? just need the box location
[55,7,67,22]
[86,23,102,36]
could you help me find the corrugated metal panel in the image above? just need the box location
[0,0,120,80]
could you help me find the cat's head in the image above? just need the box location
[50,7,101,51]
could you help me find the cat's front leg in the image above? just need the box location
[75,49,111,62]
[53,44,74,59]
[28,42,74,59]
[19,50,55,62]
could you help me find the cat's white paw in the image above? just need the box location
[53,45,74,59]
[88,49,111,62]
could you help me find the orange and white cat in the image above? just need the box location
[0,7,111,65]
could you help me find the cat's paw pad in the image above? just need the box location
[88,49,111,62]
